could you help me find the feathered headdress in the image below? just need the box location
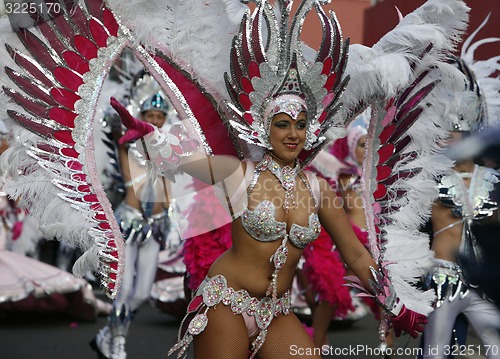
[224,0,349,162]
[447,13,500,132]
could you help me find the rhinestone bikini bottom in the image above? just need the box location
[168,274,291,359]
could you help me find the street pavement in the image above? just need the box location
[0,293,486,359]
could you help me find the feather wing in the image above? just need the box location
[0,0,246,298]
[0,0,127,298]
[339,0,470,122]
[361,53,468,315]
[333,0,470,315]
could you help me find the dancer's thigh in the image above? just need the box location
[257,313,320,359]
[193,304,249,359]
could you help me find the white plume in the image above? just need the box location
[107,0,247,98]
[339,0,469,121]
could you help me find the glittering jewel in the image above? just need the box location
[266,237,289,302]
[224,0,348,154]
[257,153,300,211]
[187,313,208,335]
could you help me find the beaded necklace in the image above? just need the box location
[251,152,302,304]
[255,153,301,211]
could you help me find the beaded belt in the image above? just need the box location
[115,202,169,246]
[423,259,469,307]
[168,275,291,359]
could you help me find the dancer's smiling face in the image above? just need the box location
[269,112,307,165]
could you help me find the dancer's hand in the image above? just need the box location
[346,265,427,339]
[391,304,427,338]
[110,97,154,144]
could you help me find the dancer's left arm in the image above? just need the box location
[317,176,427,338]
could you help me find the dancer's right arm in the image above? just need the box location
[110,97,244,190]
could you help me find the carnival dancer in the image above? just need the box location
[331,114,399,356]
[111,93,426,359]
[420,24,500,356]
[0,1,471,359]
[108,0,472,353]
[444,125,500,310]
[331,115,370,250]
[90,92,172,359]
[419,16,500,358]
[421,133,500,358]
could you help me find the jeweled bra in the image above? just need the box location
[241,201,320,249]
[240,154,320,249]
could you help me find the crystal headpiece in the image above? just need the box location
[140,92,169,115]
[126,72,169,118]
[447,56,485,132]
[225,0,349,152]
[264,94,308,123]
[447,14,500,132]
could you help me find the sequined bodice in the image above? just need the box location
[438,165,498,220]
[241,200,320,249]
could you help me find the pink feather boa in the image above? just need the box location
[182,179,232,291]
[183,224,232,291]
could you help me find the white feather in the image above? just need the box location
[459,13,500,127]
[339,0,469,121]
[72,245,101,277]
[373,58,466,314]
[6,214,44,256]
[107,0,247,98]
